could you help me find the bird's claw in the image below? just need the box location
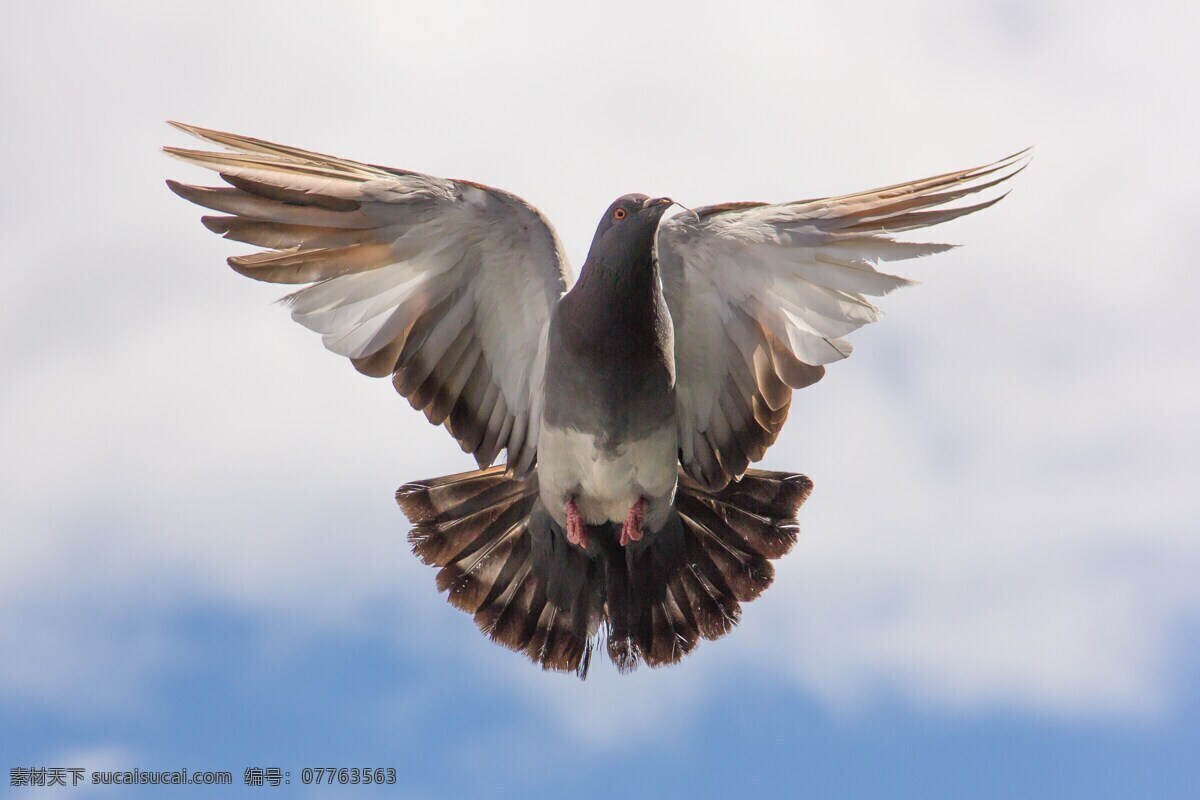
[620,498,645,547]
[566,498,588,549]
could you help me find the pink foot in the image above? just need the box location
[566,498,588,549]
[620,498,646,546]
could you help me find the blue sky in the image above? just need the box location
[3,1,1198,797]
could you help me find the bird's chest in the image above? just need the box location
[542,292,676,444]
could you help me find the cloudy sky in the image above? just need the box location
[3,1,1198,797]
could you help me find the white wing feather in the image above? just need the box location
[165,122,570,473]
[659,150,1030,489]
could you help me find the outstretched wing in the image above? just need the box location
[658,149,1030,490]
[165,122,572,474]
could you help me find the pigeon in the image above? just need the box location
[164,122,1028,676]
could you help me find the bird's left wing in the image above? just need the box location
[165,122,572,474]
[658,149,1029,490]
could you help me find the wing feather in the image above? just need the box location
[166,122,571,470]
[660,149,1029,489]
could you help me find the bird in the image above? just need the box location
[164,121,1028,677]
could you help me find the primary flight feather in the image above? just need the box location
[165,122,1027,676]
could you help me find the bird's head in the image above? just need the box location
[585,193,674,267]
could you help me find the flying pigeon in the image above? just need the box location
[164,122,1027,677]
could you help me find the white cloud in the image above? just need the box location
[2,0,1198,740]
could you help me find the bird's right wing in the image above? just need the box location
[658,149,1030,489]
[165,122,572,474]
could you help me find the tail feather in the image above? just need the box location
[677,501,775,602]
[602,537,637,671]
[398,466,520,529]
[639,581,698,667]
[477,558,534,638]
[433,496,536,614]
[682,534,743,637]
[395,465,813,677]
[664,573,702,652]
[676,556,739,641]
[685,470,813,521]
[397,467,601,677]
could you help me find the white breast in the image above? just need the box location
[537,424,678,526]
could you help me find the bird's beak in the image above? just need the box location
[643,196,700,222]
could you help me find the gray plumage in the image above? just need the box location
[165,122,1028,676]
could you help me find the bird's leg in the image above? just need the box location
[566,497,588,549]
[620,497,646,547]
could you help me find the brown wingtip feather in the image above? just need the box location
[166,119,201,136]
[164,177,191,199]
[166,119,259,150]
[225,241,397,285]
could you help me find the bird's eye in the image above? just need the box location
[613,208,627,220]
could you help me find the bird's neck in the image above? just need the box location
[570,250,664,338]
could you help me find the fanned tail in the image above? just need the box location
[396,467,602,677]
[396,466,812,677]
[603,468,813,671]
